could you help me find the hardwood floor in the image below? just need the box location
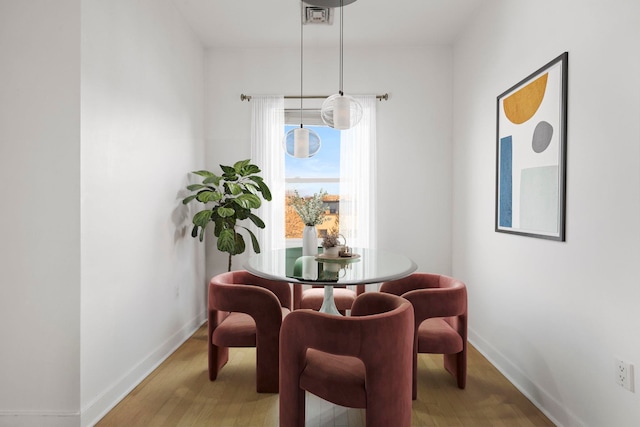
[96,324,555,427]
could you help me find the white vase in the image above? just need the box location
[302,225,318,256]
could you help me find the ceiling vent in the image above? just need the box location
[302,3,333,25]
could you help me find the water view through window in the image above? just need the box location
[285,125,340,239]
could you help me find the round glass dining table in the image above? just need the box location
[244,247,417,315]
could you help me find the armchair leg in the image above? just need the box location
[412,338,419,400]
[279,385,306,427]
[208,342,229,381]
[444,351,466,389]
[256,343,279,393]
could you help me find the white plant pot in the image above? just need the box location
[323,246,340,257]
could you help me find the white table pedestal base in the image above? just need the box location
[319,286,342,316]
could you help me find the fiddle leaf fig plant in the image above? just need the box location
[182,159,272,271]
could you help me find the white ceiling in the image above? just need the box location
[172,0,485,49]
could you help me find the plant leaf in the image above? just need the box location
[247,175,264,185]
[226,182,242,195]
[192,170,215,178]
[258,181,272,201]
[233,159,251,173]
[217,206,235,218]
[193,210,213,227]
[233,232,246,255]
[239,226,261,253]
[220,164,236,175]
[247,212,265,229]
[217,228,236,253]
[244,183,259,195]
[182,194,197,204]
[196,191,222,203]
[247,176,272,201]
[213,217,224,236]
[202,175,222,186]
[234,206,250,220]
[186,184,208,191]
[191,225,199,238]
[234,193,261,209]
[242,164,260,176]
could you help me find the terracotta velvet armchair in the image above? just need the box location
[380,273,467,399]
[279,292,414,427]
[208,270,292,393]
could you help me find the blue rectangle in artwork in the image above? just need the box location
[499,136,513,227]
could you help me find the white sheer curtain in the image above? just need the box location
[251,96,286,251]
[339,95,377,249]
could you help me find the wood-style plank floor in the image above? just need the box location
[96,324,555,427]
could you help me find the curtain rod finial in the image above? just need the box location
[240,94,251,101]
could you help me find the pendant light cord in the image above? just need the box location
[339,0,344,96]
[300,6,304,128]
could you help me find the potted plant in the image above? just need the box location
[182,159,272,271]
[289,189,328,256]
[321,227,344,257]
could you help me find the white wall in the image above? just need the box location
[452,1,640,426]
[0,1,81,426]
[11,1,636,426]
[204,46,454,279]
[80,0,205,425]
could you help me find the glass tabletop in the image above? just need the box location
[244,247,417,285]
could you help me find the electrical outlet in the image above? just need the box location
[615,358,635,392]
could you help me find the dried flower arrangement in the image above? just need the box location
[289,189,328,226]
[322,225,347,250]
[322,228,341,248]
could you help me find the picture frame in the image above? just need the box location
[495,52,568,241]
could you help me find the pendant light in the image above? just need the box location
[283,3,321,158]
[320,0,362,130]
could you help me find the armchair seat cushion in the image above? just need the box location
[212,312,256,347]
[212,307,291,348]
[300,349,366,408]
[299,288,357,311]
[417,318,463,354]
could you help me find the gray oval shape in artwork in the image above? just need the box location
[532,121,554,153]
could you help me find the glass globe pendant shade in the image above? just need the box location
[320,93,363,130]
[283,126,321,158]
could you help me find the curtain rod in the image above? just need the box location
[240,93,389,102]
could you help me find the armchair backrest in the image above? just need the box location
[380,273,467,321]
[210,270,292,311]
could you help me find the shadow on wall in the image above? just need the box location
[173,174,197,244]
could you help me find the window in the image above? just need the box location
[250,95,377,251]
[284,123,341,244]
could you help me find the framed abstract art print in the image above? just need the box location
[495,52,568,241]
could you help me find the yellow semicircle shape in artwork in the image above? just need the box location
[503,73,548,124]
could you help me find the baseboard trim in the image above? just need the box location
[468,328,584,427]
[80,312,207,427]
[0,410,79,427]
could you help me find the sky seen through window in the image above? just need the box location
[284,125,340,197]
